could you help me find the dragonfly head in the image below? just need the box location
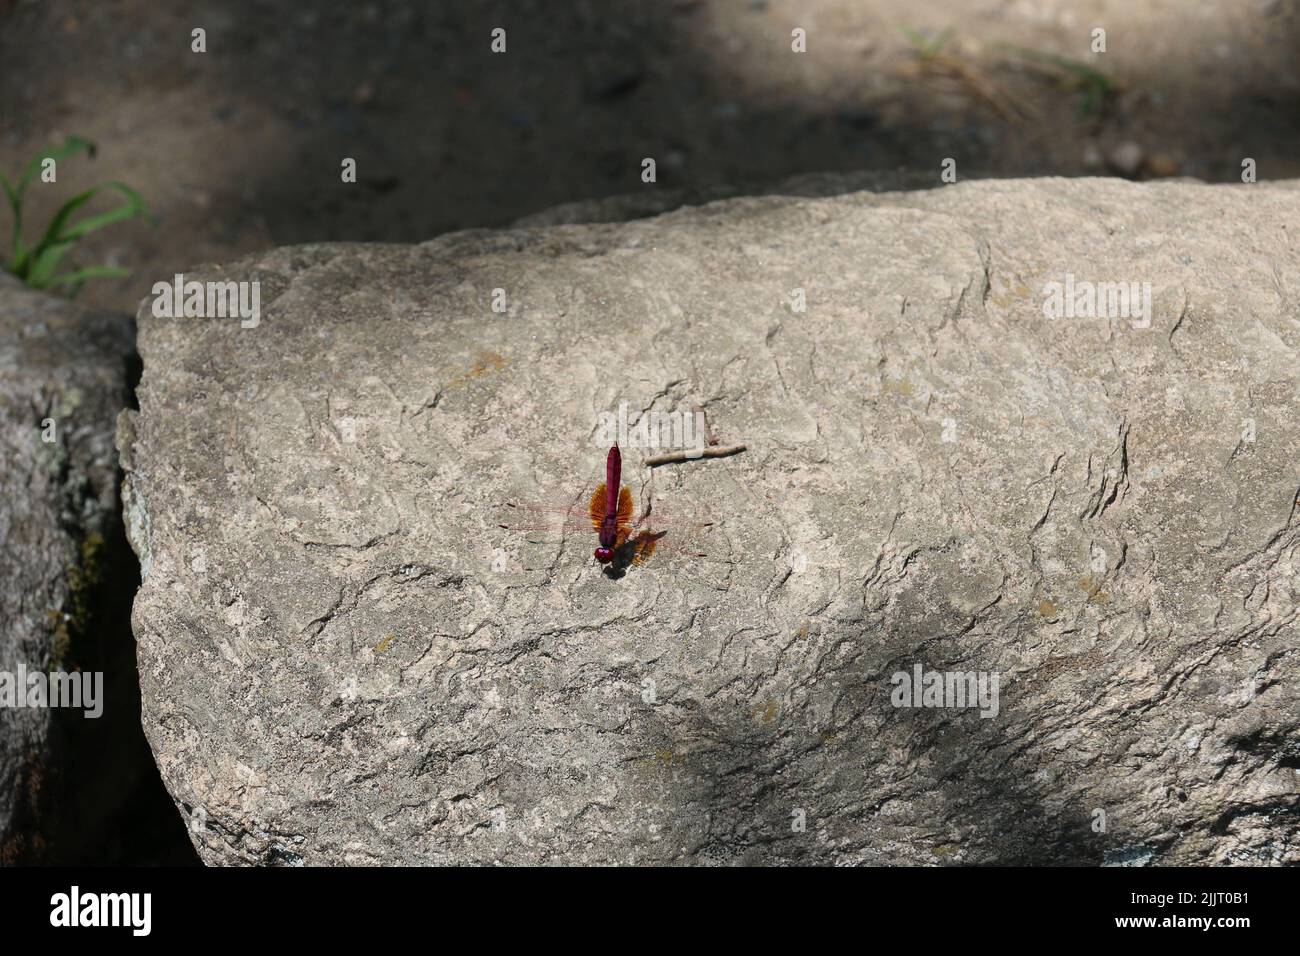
[594,546,614,564]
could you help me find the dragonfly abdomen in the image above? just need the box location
[599,514,620,548]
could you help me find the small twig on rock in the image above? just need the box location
[645,444,747,467]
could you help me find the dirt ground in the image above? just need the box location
[2,0,1298,315]
[1,0,1296,866]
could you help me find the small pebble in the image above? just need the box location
[1108,141,1144,178]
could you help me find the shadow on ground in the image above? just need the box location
[0,0,1297,864]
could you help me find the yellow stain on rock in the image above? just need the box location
[989,279,1033,310]
[882,377,914,397]
[1077,575,1109,604]
[441,351,509,394]
[654,747,678,767]
[468,351,507,376]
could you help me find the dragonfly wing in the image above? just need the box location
[588,483,606,533]
[614,485,635,545]
[501,496,594,533]
[501,518,597,532]
[629,529,667,565]
[502,486,715,559]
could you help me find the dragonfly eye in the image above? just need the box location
[594,547,613,564]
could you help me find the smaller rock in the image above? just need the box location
[1108,141,1145,178]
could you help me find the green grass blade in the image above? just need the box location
[44,264,130,288]
[30,187,100,252]
[25,240,76,288]
[33,180,147,252]
[902,26,955,59]
[996,43,1109,85]
[1,135,145,293]
[15,135,95,198]
[53,182,148,242]
[901,26,926,47]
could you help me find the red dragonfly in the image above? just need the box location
[500,445,709,572]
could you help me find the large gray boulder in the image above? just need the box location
[0,276,133,859]
[121,178,1299,865]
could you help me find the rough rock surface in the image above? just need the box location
[122,178,1300,865]
[0,276,132,858]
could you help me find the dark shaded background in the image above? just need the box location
[3,0,1298,318]
[1,0,1297,864]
